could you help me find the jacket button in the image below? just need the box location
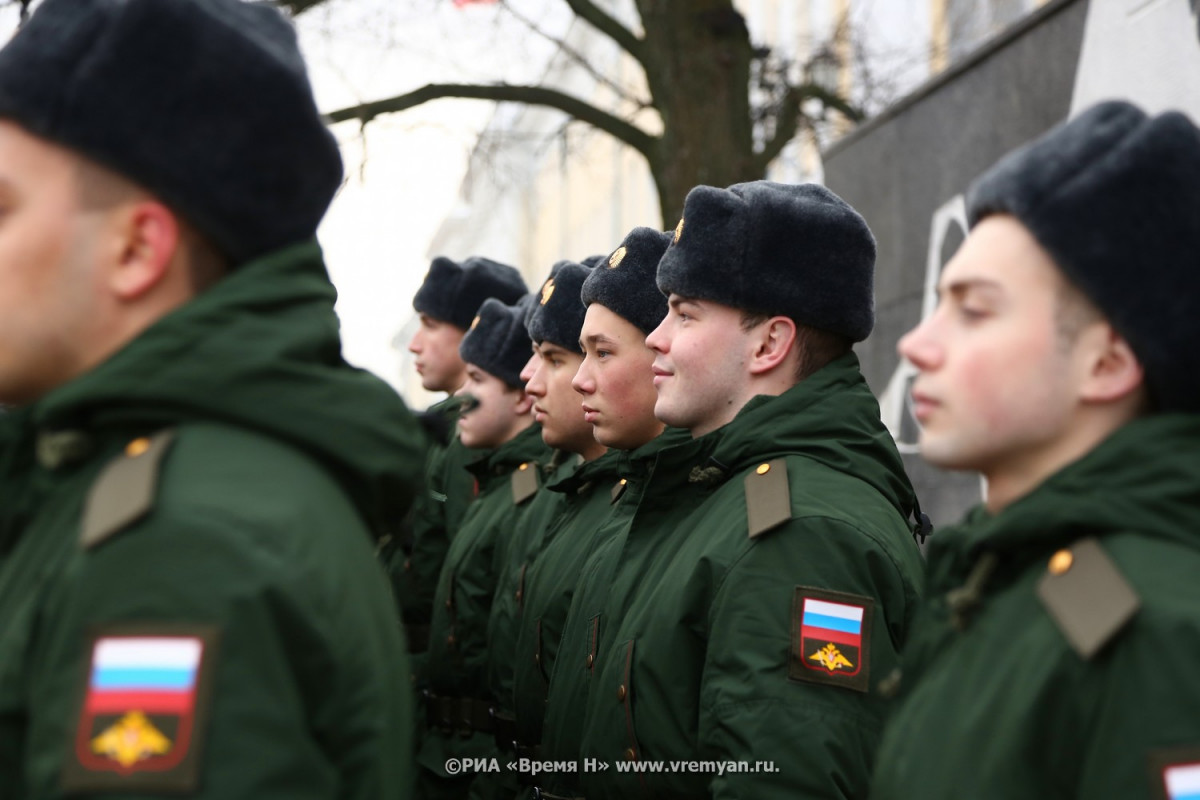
[446,634,456,647]
[1048,549,1073,575]
[403,558,412,572]
[586,654,594,668]
[624,748,636,762]
[515,589,523,602]
[616,684,627,702]
[445,598,452,609]
[534,653,541,666]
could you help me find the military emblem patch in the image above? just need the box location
[789,587,873,693]
[1151,751,1200,800]
[540,278,556,305]
[62,626,219,792]
[673,217,685,243]
[608,246,627,268]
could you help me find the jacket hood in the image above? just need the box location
[704,352,919,523]
[929,414,1200,583]
[26,240,425,536]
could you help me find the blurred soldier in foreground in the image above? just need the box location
[0,0,425,797]
[872,101,1200,799]
[573,182,926,799]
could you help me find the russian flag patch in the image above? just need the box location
[62,626,219,793]
[1160,759,1200,800]
[790,587,874,693]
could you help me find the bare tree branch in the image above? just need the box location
[326,83,659,161]
[561,0,646,69]
[498,0,651,110]
[754,82,863,171]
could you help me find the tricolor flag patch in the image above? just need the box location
[63,626,219,793]
[1161,760,1200,800]
[789,587,873,693]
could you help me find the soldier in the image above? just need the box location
[0,0,425,797]
[532,227,690,800]
[572,181,927,799]
[871,101,1200,799]
[488,261,606,739]
[419,298,553,800]
[393,257,526,661]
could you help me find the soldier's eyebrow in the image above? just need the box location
[936,277,1003,301]
[582,333,617,349]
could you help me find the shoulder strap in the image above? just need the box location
[745,458,791,539]
[510,461,540,505]
[1036,537,1140,659]
[80,430,177,549]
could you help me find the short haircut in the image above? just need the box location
[74,157,228,291]
[740,310,852,382]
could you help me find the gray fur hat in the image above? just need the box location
[968,100,1200,412]
[527,261,592,353]
[459,297,532,390]
[657,181,876,342]
[581,227,673,335]
[413,256,527,331]
[0,0,342,264]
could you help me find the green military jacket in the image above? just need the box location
[417,424,552,779]
[486,453,577,719]
[0,242,425,799]
[871,414,1200,800]
[511,448,624,750]
[575,354,926,800]
[391,397,481,657]
[538,426,697,796]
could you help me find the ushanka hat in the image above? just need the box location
[413,256,527,331]
[581,227,673,335]
[526,261,592,353]
[657,181,876,342]
[459,297,533,390]
[968,100,1200,412]
[0,0,342,264]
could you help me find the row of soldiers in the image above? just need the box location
[0,0,1198,797]
[394,99,1200,800]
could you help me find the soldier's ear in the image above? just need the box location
[747,315,797,376]
[1078,323,1145,407]
[513,388,535,416]
[108,200,180,301]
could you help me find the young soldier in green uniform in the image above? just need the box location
[871,101,1200,800]
[573,181,927,799]
[419,298,553,800]
[488,261,606,754]
[0,0,426,796]
[395,257,527,657]
[532,227,690,800]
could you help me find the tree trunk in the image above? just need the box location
[637,0,759,224]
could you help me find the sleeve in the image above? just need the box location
[1074,610,1200,800]
[699,516,916,800]
[28,506,411,800]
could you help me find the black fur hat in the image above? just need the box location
[968,100,1200,412]
[459,297,532,390]
[527,261,592,353]
[657,181,876,342]
[0,0,342,265]
[581,227,673,335]
[413,256,527,331]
